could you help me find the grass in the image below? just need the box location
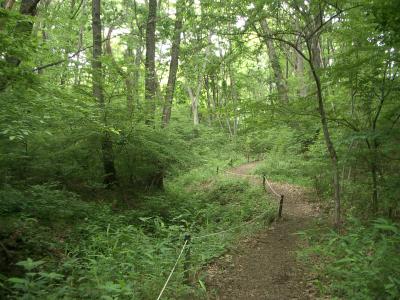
[252,152,314,187]
[0,161,277,299]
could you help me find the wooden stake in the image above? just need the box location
[278,195,284,218]
[183,234,191,285]
[262,175,266,191]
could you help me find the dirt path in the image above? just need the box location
[205,162,317,300]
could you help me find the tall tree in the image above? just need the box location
[259,19,288,103]
[92,0,117,186]
[308,9,341,228]
[144,0,157,124]
[161,0,184,127]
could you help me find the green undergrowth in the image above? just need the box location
[0,171,275,299]
[243,126,315,188]
[299,218,400,300]
[252,152,313,187]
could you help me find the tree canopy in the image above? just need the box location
[0,0,399,298]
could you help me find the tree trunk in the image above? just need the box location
[187,34,211,126]
[307,23,341,228]
[74,17,84,85]
[295,49,307,97]
[204,75,214,124]
[133,44,142,109]
[105,26,137,114]
[187,85,199,125]
[294,21,307,97]
[144,0,157,124]
[229,68,239,135]
[2,0,16,9]
[366,79,387,213]
[92,0,117,187]
[125,46,135,113]
[161,0,183,127]
[0,0,41,91]
[210,75,224,130]
[371,159,378,213]
[260,19,288,103]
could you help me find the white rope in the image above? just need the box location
[193,212,266,240]
[225,170,281,198]
[156,240,188,300]
[225,170,257,177]
[265,177,281,198]
[156,165,283,299]
[156,211,267,299]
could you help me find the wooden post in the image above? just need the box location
[262,174,266,191]
[183,234,191,285]
[278,195,284,218]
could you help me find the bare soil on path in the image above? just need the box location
[205,162,318,300]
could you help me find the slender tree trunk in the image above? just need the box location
[125,46,135,113]
[2,0,16,9]
[295,48,307,97]
[371,159,378,212]
[133,44,142,109]
[144,0,157,124]
[204,75,213,125]
[187,85,199,125]
[260,19,288,103]
[210,75,224,130]
[295,21,307,97]
[74,23,84,85]
[92,0,117,187]
[105,26,137,114]
[367,80,387,213]
[187,33,211,126]
[307,24,341,228]
[161,0,183,127]
[229,69,239,135]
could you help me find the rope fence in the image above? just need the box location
[264,177,281,198]
[193,211,268,241]
[156,238,189,300]
[156,162,285,299]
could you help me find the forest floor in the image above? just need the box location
[205,162,319,300]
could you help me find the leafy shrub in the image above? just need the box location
[303,218,400,299]
[1,173,276,299]
[0,184,90,222]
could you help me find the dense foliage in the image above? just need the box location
[0,0,399,298]
[301,218,400,299]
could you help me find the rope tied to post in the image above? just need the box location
[264,177,281,198]
[155,211,269,299]
[156,167,285,299]
[263,175,284,219]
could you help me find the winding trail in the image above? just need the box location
[205,162,317,300]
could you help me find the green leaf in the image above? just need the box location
[8,277,28,284]
[199,279,207,292]
[16,258,45,271]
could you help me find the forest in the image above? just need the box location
[0,0,399,299]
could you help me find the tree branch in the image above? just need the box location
[33,32,131,72]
